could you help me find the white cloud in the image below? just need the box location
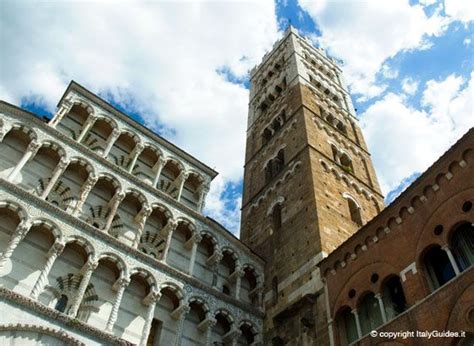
[401,77,419,95]
[463,37,472,46]
[381,64,399,79]
[361,72,473,195]
[419,0,437,6]
[298,0,450,99]
[445,0,474,23]
[0,0,280,234]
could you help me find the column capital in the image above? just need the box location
[48,240,65,256]
[207,249,223,266]
[184,232,202,249]
[143,289,161,306]
[111,128,121,138]
[229,267,245,282]
[223,328,241,342]
[441,244,451,252]
[113,276,130,291]
[56,157,70,170]
[113,191,126,204]
[27,140,41,155]
[178,171,189,182]
[16,221,32,236]
[198,317,216,332]
[135,142,145,153]
[171,304,190,320]
[82,258,98,273]
[351,308,358,315]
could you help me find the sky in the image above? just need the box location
[1,0,472,236]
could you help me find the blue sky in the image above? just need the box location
[1,0,472,235]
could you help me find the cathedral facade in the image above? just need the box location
[0,26,472,346]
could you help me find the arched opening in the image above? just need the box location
[133,146,160,185]
[0,205,23,287]
[82,117,114,155]
[57,103,91,140]
[340,153,354,174]
[381,276,407,320]
[83,256,122,327]
[241,267,258,304]
[262,128,272,145]
[112,192,145,247]
[0,127,32,180]
[44,160,89,212]
[331,145,339,164]
[217,250,237,295]
[81,176,118,225]
[19,144,62,194]
[139,207,169,259]
[194,234,215,285]
[451,222,474,272]
[211,311,232,345]
[239,323,256,345]
[157,160,182,198]
[115,272,153,343]
[54,294,69,313]
[358,292,383,336]
[107,132,138,169]
[167,221,193,272]
[347,198,363,226]
[149,286,181,345]
[183,300,207,345]
[336,306,358,346]
[424,245,456,290]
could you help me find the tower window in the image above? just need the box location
[347,198,362,226]
[272,276,279,305]
[272,203,282,231]
[55,294,69,313]
[265,149,285,183]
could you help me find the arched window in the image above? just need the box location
[451,222,474,271]
[382,276,407,320]
[55,294,69,313]
[347,198,363,226]
[424,246,456,290]
[272,276,279,305]
[358,293,383,335]
[340,153,354,174]
[272,204,282,231]
[337,307,358,345]
[262,128,272,145]
[273,150,285,175]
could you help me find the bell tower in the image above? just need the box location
[240,27,384,344]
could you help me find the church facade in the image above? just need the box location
[0,26,472,345]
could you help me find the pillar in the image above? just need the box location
[351,308,362,339]
[128,143,144,173]
[176,172,189,201]
[49,100,73,127]
[69,258,98,317]
[40,158,70,199]
[103,128,121,158]
[77,115,96,143]
[186,233,202,276]
[133,204,152,248]
[73,174,98,216]
[197,185,210,212]
[7,140,41,182]
[104,191,126,232]
[30,240,65,299]
[198,318,216,346]
[375,293,387,324]
[442,245,461,276]
[223,328,240,346]
[152,157,166,187]
[139,290,161,346]
[171,304,191,346]
[0,221,31,270]
[228,265,244,300]
[323,279,335,346]
[161,220,178,262]
[106,276,130,332]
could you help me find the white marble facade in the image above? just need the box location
[0,83,264,346]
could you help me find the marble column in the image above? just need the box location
[351,308,362,339]
[171,304,191,346]
[49,100,73,127]
[176,172,189,201]
[7,140,41,182]
[0,221,31,270]
[40,158,70,199]
[103,129,121,158]
[128,143,144,173]
[104,191,126,232]
[442,245,461,276]
[69,258,98,317]
[228,265,244,300]
[139,289,161,346]
[73,173,98,216]
[152,157,166,187]
[133,204,152,248]
[30,240,65,299]
[77,115,97,143]
[375,293,387,323]
[198,318,216,346]
[197,185,210,212]
[185,233,202,276]
[161,220,178,263]
[106,276,130,332]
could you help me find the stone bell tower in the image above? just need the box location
[240,26,384,344]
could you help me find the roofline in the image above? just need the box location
[57,80,218,179]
